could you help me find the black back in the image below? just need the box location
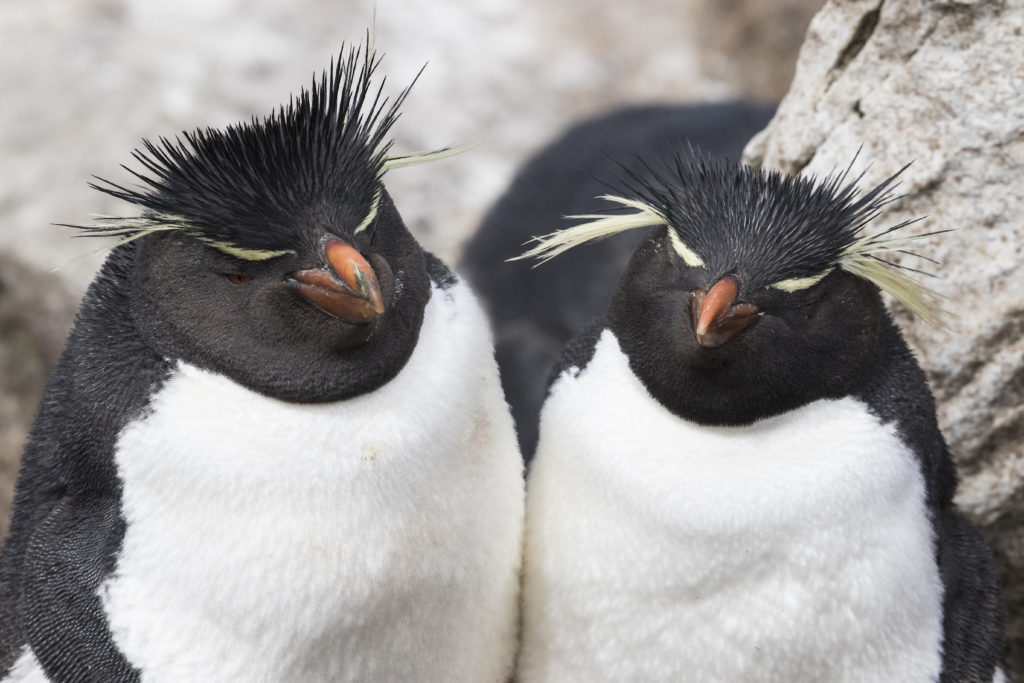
[461,102,774,456]
[0,244,163,681]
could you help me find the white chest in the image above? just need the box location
[518,331,943,683]
[100,284,524,683]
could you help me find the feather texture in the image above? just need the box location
[516,154,951,328]
[512,195,668,265]
[381,144,476,172]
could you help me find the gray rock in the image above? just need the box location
[745,0,1024,675]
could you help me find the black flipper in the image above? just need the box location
[19,497,139,682]
[935,509,1006,682]
[0,243,169,682]
[852,316,1005,680]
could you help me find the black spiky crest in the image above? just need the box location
[518,151,950,327]
[78,41,414,259]
[621,152,906,287]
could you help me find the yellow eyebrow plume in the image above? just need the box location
[511,195,670,265]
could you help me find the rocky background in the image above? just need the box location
[1,0,1020,676]
[745,0,1023,675]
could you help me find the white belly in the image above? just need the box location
[100,283,524,683]
[518,330,944,683]
[3,649,49,683]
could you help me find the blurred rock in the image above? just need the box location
[0,252,77,539]
[693,0,826,102]
[745,0,1024,675]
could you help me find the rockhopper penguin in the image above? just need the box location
[0,44,523,682]
[511,155,1006,681]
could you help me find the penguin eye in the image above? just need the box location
[224,273,252,285]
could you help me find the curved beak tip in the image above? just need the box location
[691,276,760,348]
[350,264,386,315]
[290,238,386,324]
[695,276,739,330]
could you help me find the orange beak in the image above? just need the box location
[691,276,761,347]
[289,238,386,323]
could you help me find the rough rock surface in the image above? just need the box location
[745,0,1024,675]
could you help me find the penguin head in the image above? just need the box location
[518,155,949,425]
[77,45,453,402]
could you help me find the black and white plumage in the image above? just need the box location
[0,44,523,682]
[469,116,1005,681]
[461,102,775,456]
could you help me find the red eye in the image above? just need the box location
[225,273,252,285]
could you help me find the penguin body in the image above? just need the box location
[502,149,1005,681]
[522,326,942,682]
[0,47,523,682]
[104,266,517,683]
